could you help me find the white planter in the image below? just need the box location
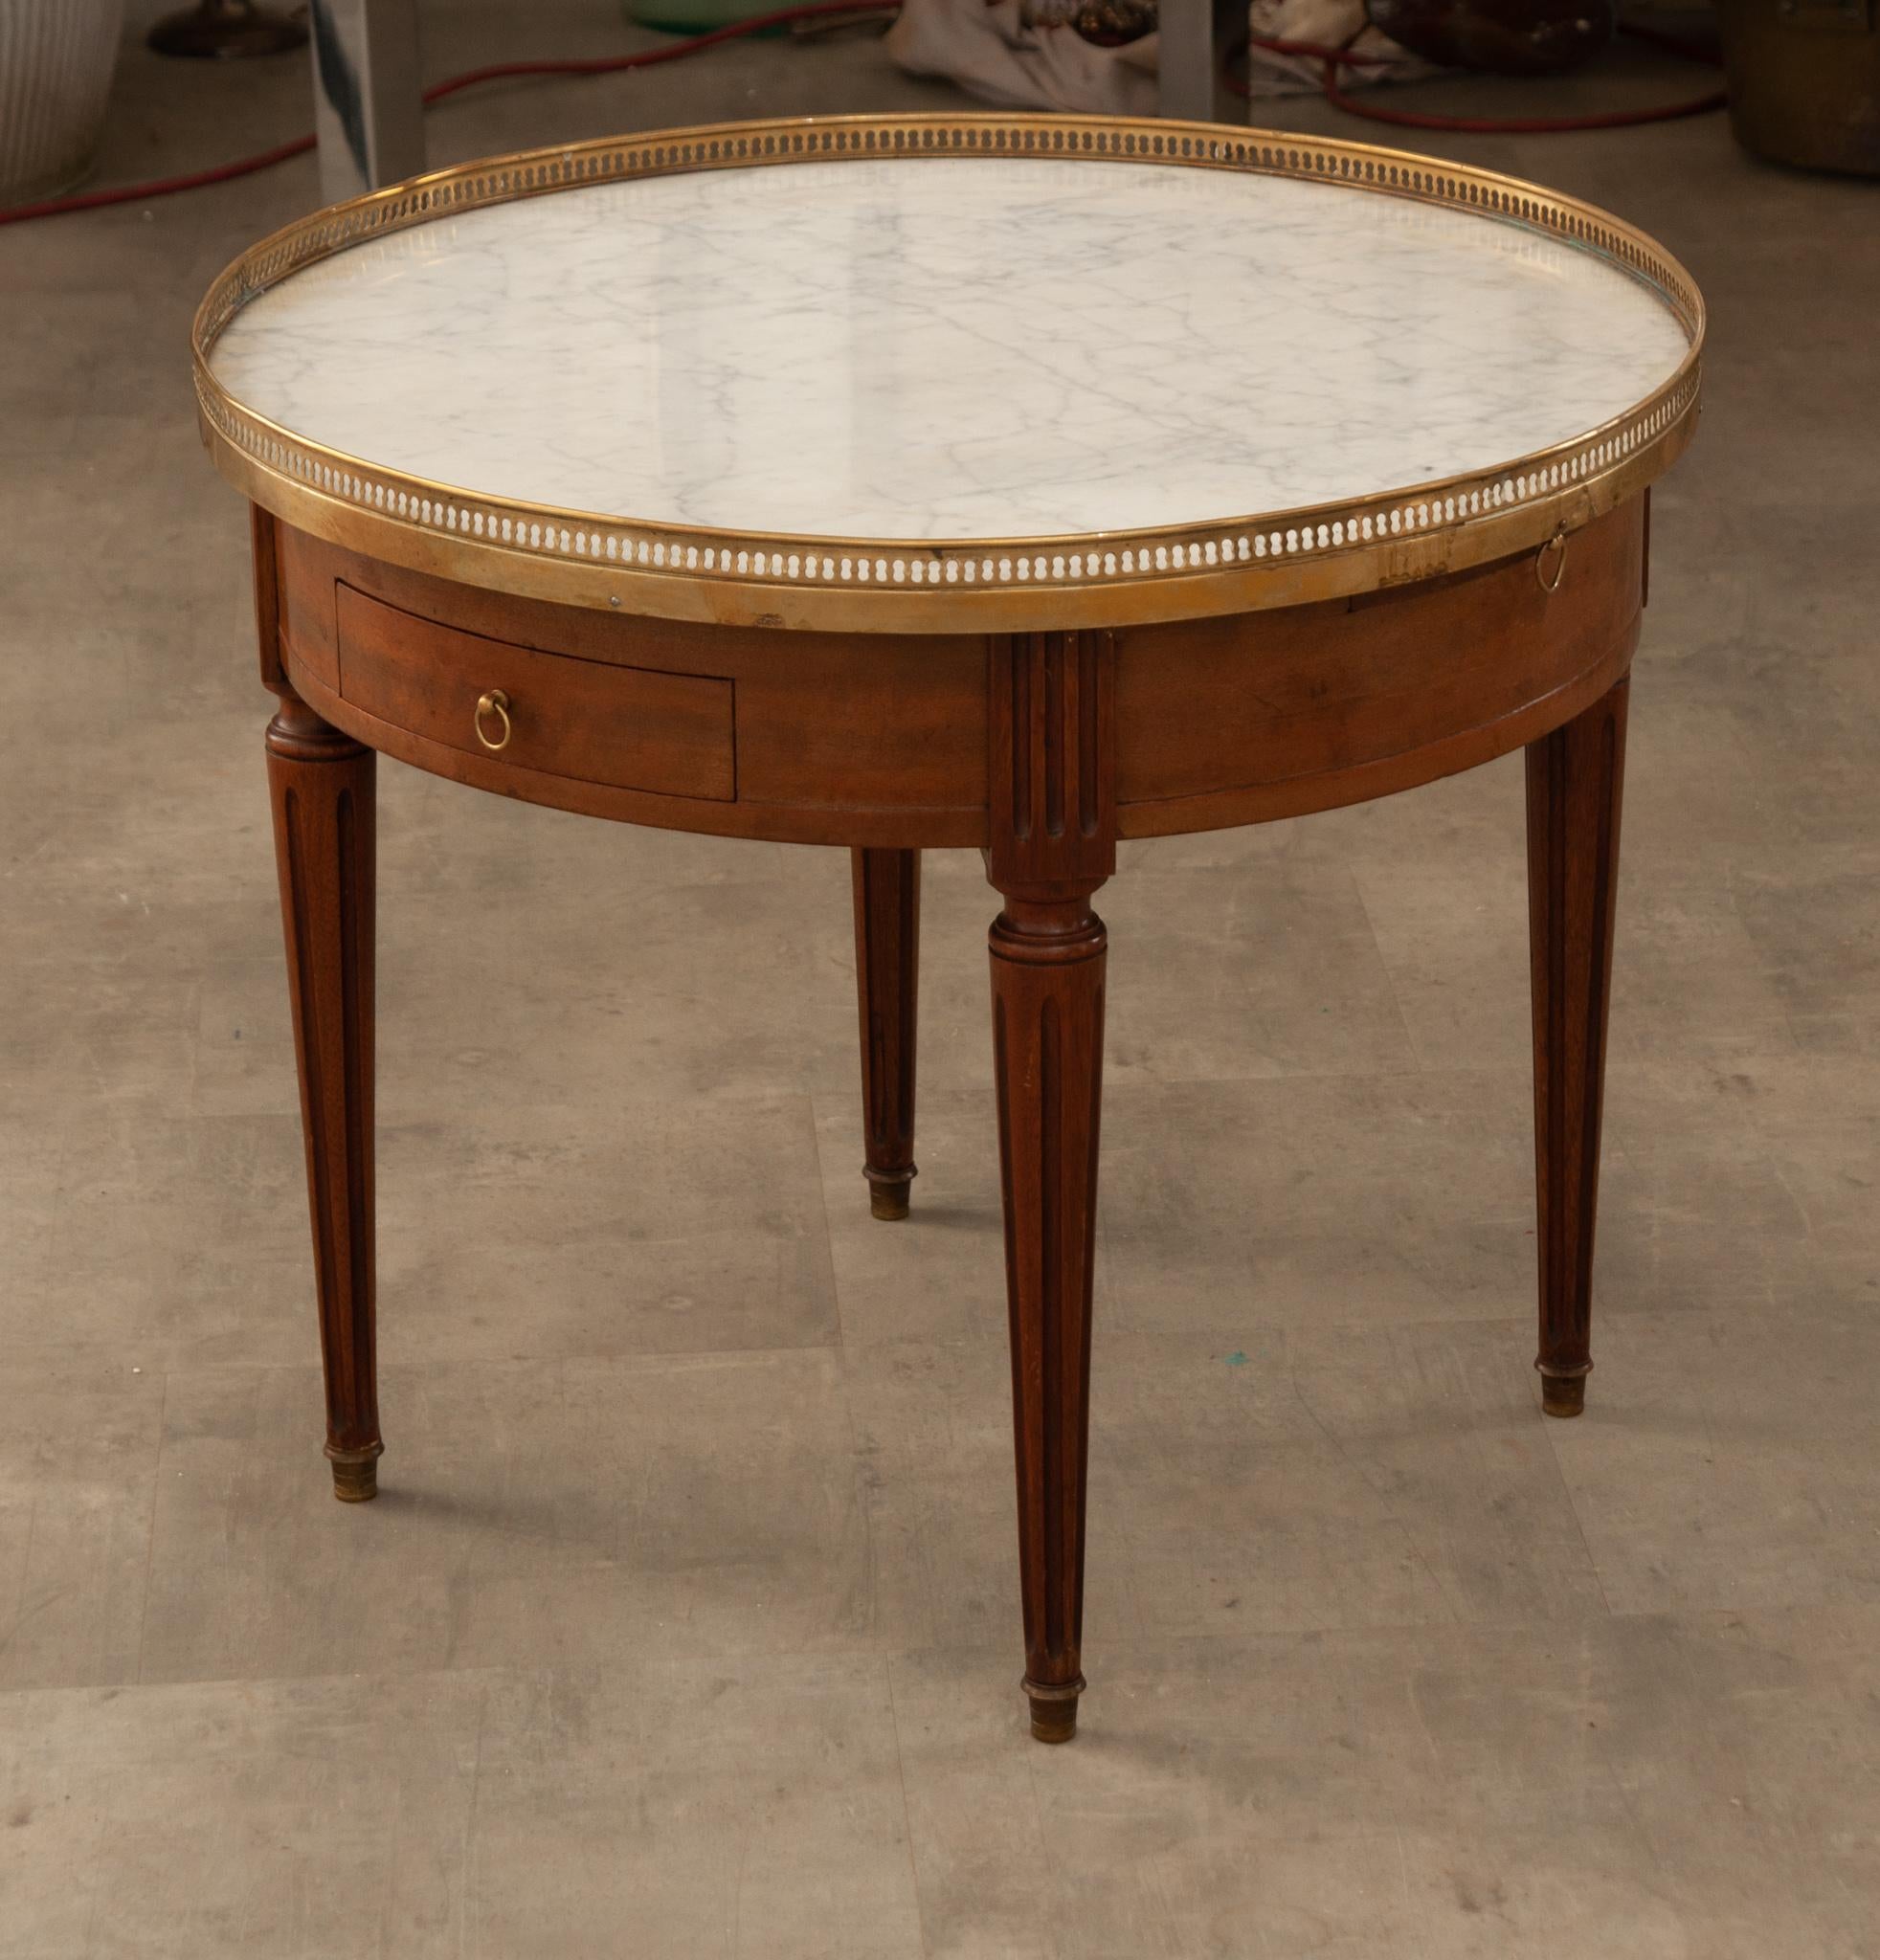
[0,0,124,201]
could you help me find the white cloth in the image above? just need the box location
[884,0,1428,114]
[886,0,1160,115]
[1243,0,1429,93]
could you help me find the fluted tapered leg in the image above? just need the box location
[987,629,1115,1741]
[1526,676,1628,1418]
[266,690,382,1499]
[991,894,1106,1742]
[851,847,921,1219]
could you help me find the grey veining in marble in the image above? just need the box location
[209,156,1690,541]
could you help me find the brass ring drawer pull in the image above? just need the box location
[1535,527,1568,594]
[474,688,513,752]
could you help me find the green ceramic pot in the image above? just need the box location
[626,0,785,33]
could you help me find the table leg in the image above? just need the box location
[1156,0,1242,121]
[1526,676,1629,1418]
[986,631,1116,1741]
[851,848,920,1220]
[265,690,383,1500]
[310,0,425,206]
[990,891,1107,1742]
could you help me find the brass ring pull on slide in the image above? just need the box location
[1535,527,1569,594]
[474,688,512,752]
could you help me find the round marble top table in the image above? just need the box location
[193,113,1704,1744]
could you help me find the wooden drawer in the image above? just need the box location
[335,584,736,802]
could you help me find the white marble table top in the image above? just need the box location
[210,154,1690,544]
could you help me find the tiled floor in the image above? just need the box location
[4,6,1877,1954]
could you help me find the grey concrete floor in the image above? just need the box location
[4,4,1878,1954]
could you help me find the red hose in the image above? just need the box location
[1238,20,1726,135]
[0,0,891,228]
[418,0,893,102]
[0,129,316,224]
[1320,60,1724,135]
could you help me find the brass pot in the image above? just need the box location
[1716,0,1880,174]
